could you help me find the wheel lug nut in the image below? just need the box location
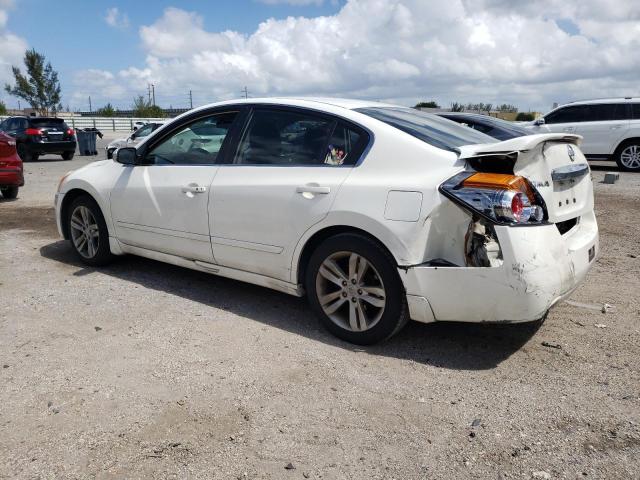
[351,279,356,284]
[342,292,347,297]
[342,281,347,286]
[351,297,357,302]
[357,289,363,295]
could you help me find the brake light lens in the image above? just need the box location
[25,128,42,136]
[440,172,546,225]
[66,128,75,136]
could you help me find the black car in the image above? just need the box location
[0,116,77,161]
[435,112,529,141]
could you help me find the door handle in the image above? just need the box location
[182,184,207,194]
[563,126,575,132]
[296,185,330,195]
[610,125,622,130]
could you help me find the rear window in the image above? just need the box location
[30,118,68,129]
[355,107,494,152]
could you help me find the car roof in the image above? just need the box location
[190,97,400,114]
[565,97,640,106]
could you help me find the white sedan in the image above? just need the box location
[55,98,599,344]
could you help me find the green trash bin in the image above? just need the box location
[76,129,99,156]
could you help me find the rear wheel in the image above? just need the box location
[66,195,114,266]
[62,151,75,160]
[0,186,18,199]
[16,143,33,162]
[615,141,640,172]
[305,233,408,345]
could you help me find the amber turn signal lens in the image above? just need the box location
[461,172,536,202]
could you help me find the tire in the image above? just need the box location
[0,186,18,199]
[305,233,409,345]
[16,143,33,162]
[615,140,640,172]
[66,195,114,266]
[62,151,75,161]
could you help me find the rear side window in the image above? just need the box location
[631,104,640,119]
[581,104,630,122]
[234,109,368,166]
[355,107,494,152]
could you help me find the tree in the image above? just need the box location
[414,101,440,109]
[515,112,535,121]
[96,103,116,117]
[131,95,165,118]
[450,102,464,112]
[0,101,6,115]
[5,49,62,115]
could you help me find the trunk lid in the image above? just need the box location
[458,134,593,223]
[29,118,72,142]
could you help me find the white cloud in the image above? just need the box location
[75,1,640,112]
[104,7,129,29]
[0,1,27,94]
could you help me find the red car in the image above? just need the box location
[0,132,24,199]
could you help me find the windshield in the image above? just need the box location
[355,107,495,152]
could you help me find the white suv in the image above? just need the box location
[525,98,640,171]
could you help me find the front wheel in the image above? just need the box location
[305,233,408,345]
[62,151,75,160]
[615,142,640,172]
[0,186,18,199]
[66,195,114,266]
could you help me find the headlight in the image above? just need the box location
[440,172,547,225]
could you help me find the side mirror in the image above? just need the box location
[534,117,545,126]
[114,147,138,165]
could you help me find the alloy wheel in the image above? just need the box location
[70,205,100,259]
[315,251,386,332]
[620,145,640,169]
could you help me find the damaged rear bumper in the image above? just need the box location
[401,211,599,323]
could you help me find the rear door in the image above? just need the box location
[573,103,630,156]
[109,110,242,262]
[209,106,369,282]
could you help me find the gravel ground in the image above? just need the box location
[0,141,639,480]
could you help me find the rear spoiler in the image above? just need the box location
[456,133,582,160]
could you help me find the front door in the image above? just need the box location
[110,111,240,262]
[210,107,370,282]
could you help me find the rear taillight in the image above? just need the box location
[67,128,75,136]
[440,172,546,225]
[25,128,42,136]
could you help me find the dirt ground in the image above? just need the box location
[0,141,639,480]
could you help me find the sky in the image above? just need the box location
[0,0,639,113]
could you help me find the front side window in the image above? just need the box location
[146,111,238,165]
[545,106,585,124]
[132,123,154,139]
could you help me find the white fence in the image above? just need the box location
[0,116,166,132]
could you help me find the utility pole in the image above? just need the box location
[89,96,92,112]
[147,84,152,104]
[189,90,193,109]
[241,86,249,99]
[151,84,156,106]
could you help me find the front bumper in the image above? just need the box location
[0,168,24,187]
[401,211,599,323]
[54,192,65,238]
